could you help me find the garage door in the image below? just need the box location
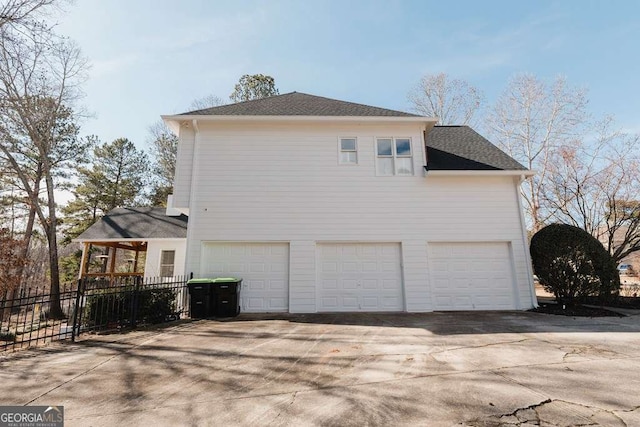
[429,242,515,310]
[318,243,403,312]
[201,243,289,312]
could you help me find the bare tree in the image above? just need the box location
[146,122,185,206]
[487,74,588,231]
[0,0,61,244]
[0,0,58,32]
[408,73,484,125]
[547,117,640,262]
[0,18,88,317]
[188,94,224,111]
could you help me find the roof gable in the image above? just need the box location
[425,126,527,171]
[180,92,420,117]
[75,207,188,241]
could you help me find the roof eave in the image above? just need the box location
[162,114,436,125]
[426,169,535,177]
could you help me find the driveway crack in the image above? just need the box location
[468,398,627,427]
[429,338,530,355]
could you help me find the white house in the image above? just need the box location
[160,92,536,313]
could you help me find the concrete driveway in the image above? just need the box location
[1,312,639,426]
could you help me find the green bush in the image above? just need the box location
[137,288,177,324]
[530,224,620,305]
[85,287,177,328]
[0,332,16,342]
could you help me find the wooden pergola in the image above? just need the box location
[74,207,188,282]
[78,240,148,279]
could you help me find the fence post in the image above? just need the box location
[130,276,141,329]
[188,273,193,317]
[71,279,84,342]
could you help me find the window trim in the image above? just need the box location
[338,137,358,165]
[375,137,414,176]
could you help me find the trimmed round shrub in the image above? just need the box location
[530,224,620,305]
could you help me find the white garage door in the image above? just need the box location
[201,243,289,312]
[318,243,403,312]
[429,242,515,311]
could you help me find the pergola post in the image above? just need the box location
[133,248,140,273]
[75,240,148,281]
[79,242,91,279]
[109,245,117,283]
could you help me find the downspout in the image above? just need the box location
[188,119,200,213]
[183,119,200,277]
[516,174,538,308]
[422,129,428,176]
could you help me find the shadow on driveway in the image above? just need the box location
[215,310,640,335]
[1,311,639,426]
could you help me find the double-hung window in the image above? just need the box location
[376,138,413,176]
[339,138,358,164]
[160,250,175,277]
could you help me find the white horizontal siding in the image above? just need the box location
[177,121,533,311]
[144,239,186,279]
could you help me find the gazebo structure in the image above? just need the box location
[74,207,188,281]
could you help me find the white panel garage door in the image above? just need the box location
[201,243,289,312]
[429,242,515,310]
[318,243,403,312]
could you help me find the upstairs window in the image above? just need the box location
[339,138,358,164]
[160,250,175,277]
[376,138,413,176]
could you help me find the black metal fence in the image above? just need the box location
[0,285,78,352]
[75,275,190,336]
[0,275,190,353]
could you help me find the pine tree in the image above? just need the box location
[62,138,149,240]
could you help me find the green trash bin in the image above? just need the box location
[187,278,215,318]
[212,277,242,317]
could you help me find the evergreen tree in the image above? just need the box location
[63,138,149,240]
[229,74,279,102]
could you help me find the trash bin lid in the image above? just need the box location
[187,278,216,284]
[213,277,242,283]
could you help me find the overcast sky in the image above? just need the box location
[56,0,640,149]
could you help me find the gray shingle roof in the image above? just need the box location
[181,92,420,117]
[76,207,188,241]
[426,126,527,171]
